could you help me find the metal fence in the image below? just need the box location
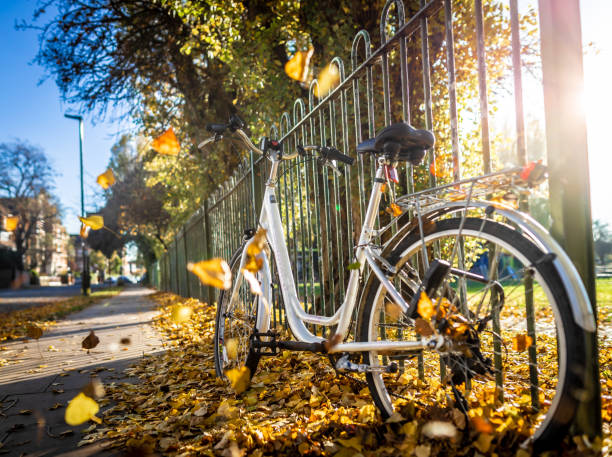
[151,0,598,435]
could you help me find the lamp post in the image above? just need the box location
[64,113,90,296]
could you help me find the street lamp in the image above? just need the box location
[64,113,90,296]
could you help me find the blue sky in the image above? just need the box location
[0,0,610,235]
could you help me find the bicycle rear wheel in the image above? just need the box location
[357,217,586,450]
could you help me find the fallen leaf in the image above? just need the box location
[193,405,208,417]
[225,366,251,394]
[170,305,193,324]
[471,415,494,434]
[19,409,32,415]
[49,402,64,410]
[337,436,362,452]
[65,393,99,426]
[82,330,99,353]
[512,333,533,352]
[96,168,115,189]
[417,292,435,320]
[217,400,239,419]
[152,128,180,156]
[422,421,458,440]
[414,444,431,457]
[81,378,105,399]
[474,433,494,453]
[120,337,131,345]
[26,323,43,340]
[187,259,231,289]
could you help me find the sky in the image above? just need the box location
[0,0,610,235]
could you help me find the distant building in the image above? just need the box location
[0,202,16,250]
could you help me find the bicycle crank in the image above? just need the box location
[334,354,398,374]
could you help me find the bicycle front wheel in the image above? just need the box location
[213,246,261,379]
[358,217,585,449]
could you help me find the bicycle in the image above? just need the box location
[198,114,596,451]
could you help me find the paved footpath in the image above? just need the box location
[0,287,165,457]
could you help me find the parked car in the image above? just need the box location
[117,275,134,286]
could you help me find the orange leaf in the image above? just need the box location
[244,228,267,273]
[96,168,115,189]
[471,415,494,434]
[187,258,231,289]
[385,202,402,218]
[152,128,180,156]
[511,333,533,352]
[80,224,90,239]
[385,302,403,322]
[415,318,434,336]
[4,216,18,231]
[284,47,313,83]
[417,292,435,320]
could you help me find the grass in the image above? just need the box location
[597,278,612,323]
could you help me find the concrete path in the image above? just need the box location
[0,285,106,313]
[0,287,165,456]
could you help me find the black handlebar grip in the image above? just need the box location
[206,123,228,134]
[325,147,355,166]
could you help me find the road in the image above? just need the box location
[0,284,106,313]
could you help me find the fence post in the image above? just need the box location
[538,0,601,438]
[183,226,191,298]
[202,201,215,305]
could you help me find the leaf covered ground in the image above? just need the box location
[78,292,612,457]
[0,287,122,343]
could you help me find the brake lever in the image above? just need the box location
[322,159,343,177]
[198,134,222,150]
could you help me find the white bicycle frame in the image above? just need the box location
[229,149,439,355]
[212,128,596,357]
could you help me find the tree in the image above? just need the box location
[593,219,612,265]
[0,141,57,269]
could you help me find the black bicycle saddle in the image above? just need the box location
[357,122,435,165]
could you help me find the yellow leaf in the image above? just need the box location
[78,215,104,231]
[152,128,180,156]
[474,433,494,453]
[244,228,267,273]
[284,47,314,82]
[26,323,43,340]
[512,333,533,352]
[314,62,340,98]
[65,393,99,425]
[226,338,238,360]
[187,258,231,289]
[417,292,435,320]
[96,168,115,189]
[217,399,239,419]
[4,216,18,232]
[170,305,193,323]
[225,366,251,394]
[337,436,362,452]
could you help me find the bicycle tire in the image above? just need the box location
[357,217,586,450]
[213,245,261,380]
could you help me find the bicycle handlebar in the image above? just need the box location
[298,145,355,166]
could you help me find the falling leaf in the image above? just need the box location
[417,292,435,320]
[217,400,239,419]
[81,378,105,399]
[241,269,262,295]
[385,202,402,218]
[152,128,180,156]
[82,330,99,353]
[226,338,238,360]
[415,318,434,336]
[451,408,466,430]
[80,223,90,239]
[187,258,231,289]
[96,168,115,189]
[120,337,131,345]
[385,302,403,322]
[323,333,342,352]
[225,366,251,394]
[512,333,533,352]
[347,261,361,270]
[284,47,314,83]
[65,393,99,426]
[244,228,267,273]
[26,323,43,340]
[170,305,193,323]
[4,216,18,231]
[193,405,208,417]
[473,433,494,453]
[422,421,458,440]
[314,62,340,98]
[78,215,104,231]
